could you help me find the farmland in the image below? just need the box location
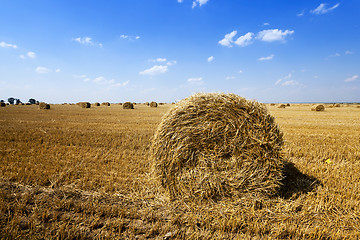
[1,103,360,239]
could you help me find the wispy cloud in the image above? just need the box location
[257,29,294,42]
[297,9,305,17]
[149,58,167,62]
[207,56,214,62]
[282,80,301,86]
[344,75,358,82]
[234,32,254,47]
[225,76,236,80]
[187,77,203,84]
[120,34,140,41]
[311,3,340,15]
[218,30,237,47]
[0,41,17,49]
[345,50,353,55]
[73,37,102,47]
[27,51,36,59]
[258,54,274,61]
[139,65,168,76]
[177,0,183,2]
[275,73,292,85]
[192,0,209,8]
[167,60,177,66]
[35,66,51,74]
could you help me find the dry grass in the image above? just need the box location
[1,102,360,239]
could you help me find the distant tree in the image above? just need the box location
[8,97,15,104]
[28,98,36,104]
[15,99,21,105]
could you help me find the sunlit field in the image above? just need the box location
[1,103,360,239]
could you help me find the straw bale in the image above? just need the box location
[102,102,110,106]
[311,104,325,111]
[278,104,286,108]
[150,101,158,108]
[123,102,134,109]
[270,103,275,106]
[145,102,150,106]
[334,103,341,107]
[39,102,50,109]
[151,93,284,201]
[93,102,100,106]
[79,102,91,108]
[0,102,6,107]
[286,103,290,107]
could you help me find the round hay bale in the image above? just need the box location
[123,102,134,109]
[270,103,276,106]
[102,102,110,106]
[286,103,290,107]
[118,103,123,105]
[151,93,284,201]
[93,102,100,106]
[278,104,286,108]
[311,104,325,111]
[145,102,150,106]
[79,102,91,108]
[39,102,50,109]
[334,103,341,107]
[150,101,158,108]
[0,102,6,107]
[159,102,165,105]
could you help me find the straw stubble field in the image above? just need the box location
[1,103,360,239]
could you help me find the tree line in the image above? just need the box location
[0,98,39,105]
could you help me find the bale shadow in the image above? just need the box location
[277,161,321,199]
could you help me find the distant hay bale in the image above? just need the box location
[118,103,123,105]
[93,102,100,106]
[159,103,165,105]
[150,101,158,108]
[270,103,276,106]
[286,103,290,107]
[102,102,110,106]
[0,102,6,107]
[39,102,50,109]
[334,103,341,107]
[278,104,286,108]
[311,104,325,111]
[145,102,150,106]
[79,102,91,108]
[151,93,284,201]
[123,102,134,109]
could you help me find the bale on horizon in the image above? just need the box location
[150,101,158,108]
[151,93,284,201]
[102,102,110,106]
[39,102,50,109]
[0,102,6,107]
[278,104,286,108]
[93,102,100,106]
[79,102,91,108]
[312,104,325,111]
[123,102,134,109]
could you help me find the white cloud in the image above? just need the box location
[120,34,140,41]
[219,30,237,47]
[263,22,270,26]
[27,51,36,59]
[55,69,61,73]
[19,54,26,59]
[139,65,168,76]
[150,58,167,62]
[167,60,177,66]
[238,70,243,74]
[311,3,340,15]
[282,80,300,86]
[297,9,305,17]
[258,54,274,61]
[276,73,292,85]
[344,75,358,82]
[234,32,254,47]
[112,80,129,87]
[207,56,214,62]
[73,37,102,47]
[35,66,51,74]
[345,50,353,55]
[0,41,17,49]
[187,77,203,82]
[226,76,236,80]
[192,0,209,8]
[257,29,294,42]
[177,0,183,2]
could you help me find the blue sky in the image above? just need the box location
[0,0,359,103]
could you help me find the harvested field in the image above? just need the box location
[1,103,360,239]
